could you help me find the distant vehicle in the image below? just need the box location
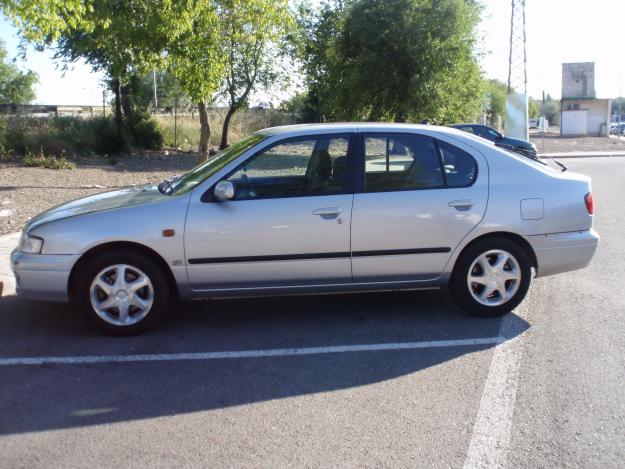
[529,118,539,129]
[448,123,538,160]
[609,123,625,135]
[254,101,271,110]
[12,123,598,334]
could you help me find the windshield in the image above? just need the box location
[167,134,265,195]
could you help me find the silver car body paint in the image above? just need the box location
[11,123,599,302]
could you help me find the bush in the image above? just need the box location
[23,150,76,170]
[128,113,163,150]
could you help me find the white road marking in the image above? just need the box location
[463,307,530,468]
[0,337,501,366]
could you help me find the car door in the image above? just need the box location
[350,132,488,282]
[184,133,356,291]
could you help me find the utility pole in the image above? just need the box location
[506,0,529,140]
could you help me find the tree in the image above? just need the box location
[298,0,484,124]
[484,79,507,126]
[217,0,291,149]
[53,1,193,136]
[128,70,191,113]
[528,97,540,119]
[0,0,97,45]
[0,41,38,104]
[294,0,346,122]
[543,94,560,126]
[167,1,223,162]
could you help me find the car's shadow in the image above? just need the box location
[0,289,529,435]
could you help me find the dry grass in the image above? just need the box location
[154,108,295,150]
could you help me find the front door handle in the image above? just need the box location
[313,207,342,218]
[448,199,474,209]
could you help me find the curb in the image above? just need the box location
[539,152,625,159]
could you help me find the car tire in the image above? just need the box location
[76,249,171,335]
[450,237,531,317]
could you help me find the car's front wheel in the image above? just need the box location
[76,249,171,335]
[451,238,531,317]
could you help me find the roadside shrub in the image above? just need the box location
[128,113,163,150]
[23,149,76,170]
[89,116,130,155]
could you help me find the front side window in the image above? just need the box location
[223,134,350,200]
[170,134,265,195]
[363,133,445,192]
[438,141,477,187]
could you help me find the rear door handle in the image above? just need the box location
[448,199,474,209]
[312,207,342,219]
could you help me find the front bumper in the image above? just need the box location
[10,250,79,302]
[526,229,599,278]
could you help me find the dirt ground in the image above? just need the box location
[0,151,197,235]
[530,134,625,153]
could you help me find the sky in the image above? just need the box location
[1,0,624,105]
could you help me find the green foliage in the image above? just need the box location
[293,0,346,122]
[1,114,164,156]
[484,79,507,125]
[128,70,191,112]
[127,113,163,150]
[295,0,484,123]
[543,94,560,126]
[611,97,625,117]
[23,149,76,169]
[0,0,98,46]
[279,92,319,123]
[0,41,38,104]
[218,0,292,146]
[168,1,224,104]
[528,98,540,119]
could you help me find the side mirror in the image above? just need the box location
[213,180,235,201]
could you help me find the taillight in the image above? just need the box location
[584,192,594,215]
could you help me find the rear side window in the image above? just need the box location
[363,133,445,192]
[438,141,477,187]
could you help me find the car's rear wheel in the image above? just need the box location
[76,249,171,335]
[451,238,531,317]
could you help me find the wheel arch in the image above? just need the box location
[449,231,538,285]
[68,241,179,299]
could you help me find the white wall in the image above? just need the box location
[561,110,588,136]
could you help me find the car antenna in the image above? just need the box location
[553,159,567,172]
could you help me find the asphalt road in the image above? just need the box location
[0,157,623,468]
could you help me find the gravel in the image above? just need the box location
[530,135,625,153]
[0,152,197,235]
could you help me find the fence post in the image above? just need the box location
[174,96,178,149]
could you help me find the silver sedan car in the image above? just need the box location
[11,123,599,334]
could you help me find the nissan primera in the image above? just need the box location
[11,124,599,334]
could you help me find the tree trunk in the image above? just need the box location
[197,100,211,164]
[113,78,123,136]
[121,83,132,119]
[219,106,236,150]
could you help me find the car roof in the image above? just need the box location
[255,122,474,139]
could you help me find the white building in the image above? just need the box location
[560,63,611,137]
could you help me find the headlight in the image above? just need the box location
[18,232,44,254]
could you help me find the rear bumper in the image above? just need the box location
[10,250,78,302]
[526,229,599,278]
